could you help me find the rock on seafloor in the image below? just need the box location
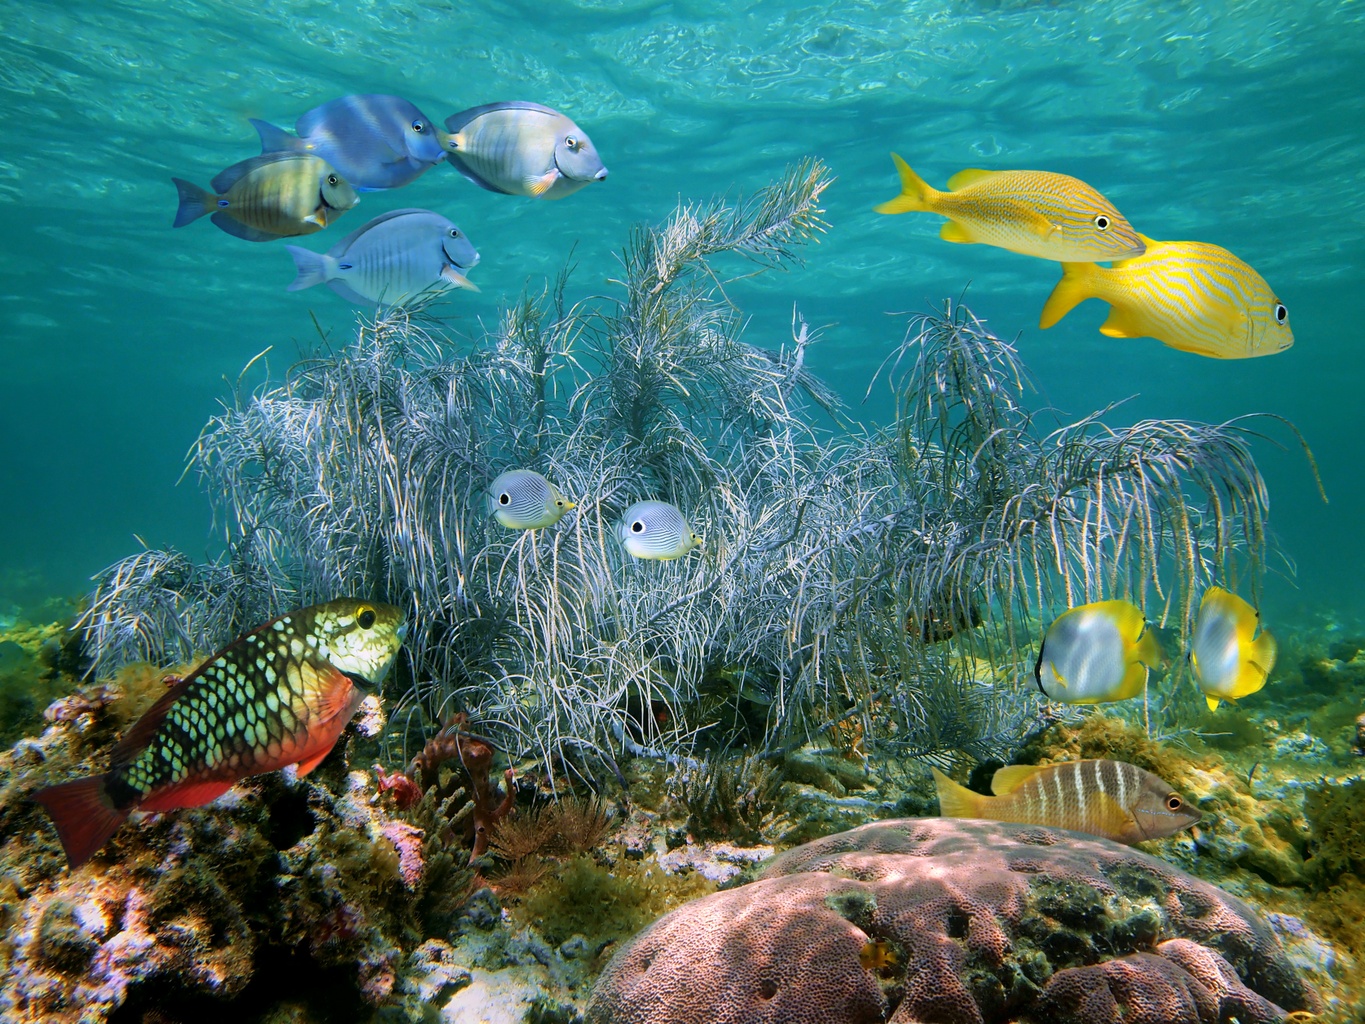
[584,817,1323,1024]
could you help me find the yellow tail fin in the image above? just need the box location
[875,153,935,215]
[1039,263,1095,329]
[932,766,984,819]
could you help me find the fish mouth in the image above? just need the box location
[593,166,608,182]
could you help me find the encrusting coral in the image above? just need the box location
[585,817,1322,1024]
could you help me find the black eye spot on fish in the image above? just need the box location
[499,492,511,505]
[631,520,645,533]
[1094,214,1110,230]
[1275,303,1288,324]
[357,607,377,629]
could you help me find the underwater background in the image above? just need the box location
[0,0,1361,623]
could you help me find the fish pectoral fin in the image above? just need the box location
[293,747,333,778]
[938,220,976,244]
[990,764,1045,796]
[440,265,480,292]
[525,167,562,197]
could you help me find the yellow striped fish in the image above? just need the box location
[173,154,359,242]
[931,759,1200,844]
[874,154,1145,262]
[1039,235,1293,359]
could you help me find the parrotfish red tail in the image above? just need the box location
[171,177,214,228]
[33,776,130,869]
[285,246,332,291]
[1039,263,1097,329]
[250,118,304,156]
[874,153,935,215]
[931,766,984,819]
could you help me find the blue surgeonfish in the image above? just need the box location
[487,470,575,529]
[1034,599,1162,704]
[443,102,607,199]
[616,501,702,561]
[1189,586,1277,711]
[172,154,358,242]
[252,94,452,192]
[285,208,479,306]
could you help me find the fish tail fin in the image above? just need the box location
[251,118,301,155]
[285,246,331,291]
[931,766,983,819]
[874,153,935,215]
[171,177,213,228]
[1039,263,1095,329]
[32,775,130,869]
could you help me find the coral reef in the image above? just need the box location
[586,817,1321,1024]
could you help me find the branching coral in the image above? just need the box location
[76,160,1301,787]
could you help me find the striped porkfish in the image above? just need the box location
[488,469,575,529]
[172,153,359,242]
[443,101,608,200]
[616,500,703,561]
[875,154,1145,263]
[1039,235,1293,359]
[34,599,405,868]
[931,759,1200,844]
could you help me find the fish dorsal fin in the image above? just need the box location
[991,764,1046,796]
[325,207,432,258]
[108,676,196,767]
[210,153,314,196]
[946,168,997,190]
[443,100,562,135]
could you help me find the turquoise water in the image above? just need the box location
[1,0,1361,625]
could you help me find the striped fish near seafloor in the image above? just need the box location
[931,758,1201,845]
[33,599,406,869]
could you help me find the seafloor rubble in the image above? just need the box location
[0,610,1362,1023]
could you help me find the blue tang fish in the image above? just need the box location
[443,101,607,200]
[253,94,452,192]
[173,154,358,242]
[285,208,480,307]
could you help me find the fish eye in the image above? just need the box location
[411,119,426,133]
[327,174,339,186]
[1093,214,1110,230]
[499,492,511,505]
[449,228,460,238]
[357,606,377,629]
[631,520,645,534]
[1274,303,1288,324]
[565,135,579,149]
[555,499,565,507]
[1166,795,1183,811]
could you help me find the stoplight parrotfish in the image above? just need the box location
[33,599,406,869]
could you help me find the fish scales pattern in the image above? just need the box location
[112,612,336,806]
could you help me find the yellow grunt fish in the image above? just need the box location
[1189,586,1277,711]
[932,759,1201,845]
[875,154,1145,262]
[1039,235,1293,359]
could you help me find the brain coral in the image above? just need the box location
[585,817,1320,1024]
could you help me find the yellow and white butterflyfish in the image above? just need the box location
[1189,586,1277,711]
